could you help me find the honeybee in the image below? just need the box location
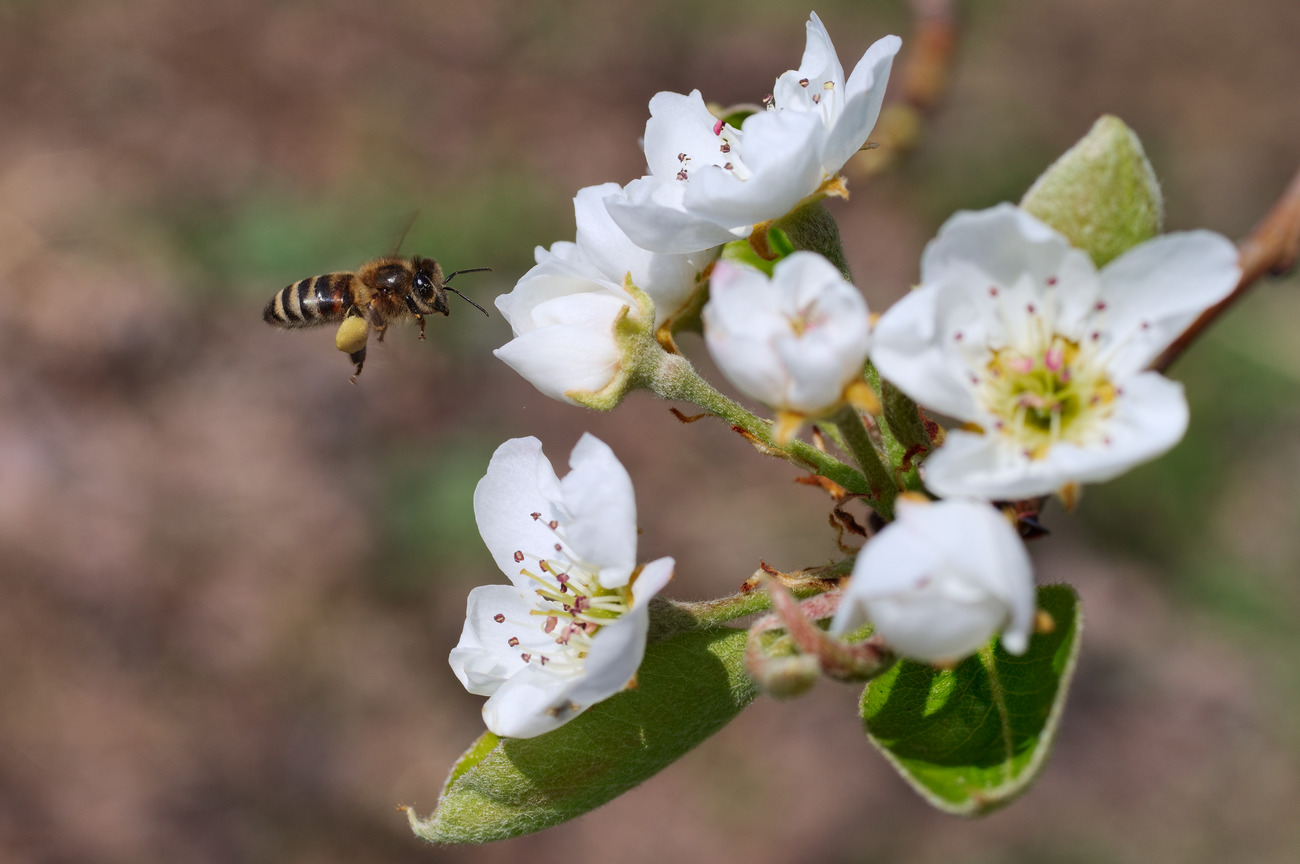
[263,256,490,381]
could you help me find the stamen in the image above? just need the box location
[493,613,505,623]
[799,78,809,87]
[676,169,688,181]
[508,637,520,647]
[513,551,524,563]
[712,119,724,135]
[1044,345,1065,372]
[812,93,821,104]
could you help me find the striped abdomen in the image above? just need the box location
[263,273,358,329]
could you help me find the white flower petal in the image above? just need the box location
[685,108,825,227]
[920,204,1096,302]
[605,176,747,255]
[871,285,983,420]
[494,325,621,404]
[923,373,1189,498]
[821,34,902,173]
[573,182,711,326]
[1097,230,1240,377]
[566,556,674,707]
[643,90,735,180]
[481,663,586,739]
[496,262,613,336]
[472,438,567,588]
[559,433,639,587]
[450,584,556,696]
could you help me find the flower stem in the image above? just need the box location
[648,352,869,494]
[831,404,898,520]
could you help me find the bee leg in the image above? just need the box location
[348,347,367,384]
[336,315,370,383]
[402,295,427,340]
[365,304,388,343]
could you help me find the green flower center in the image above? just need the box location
[978,336,1116,459]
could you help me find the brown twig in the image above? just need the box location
[1153,166,1300,373]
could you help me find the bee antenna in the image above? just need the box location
[444,267,492,283]
[392,211,420,255]
[445,287,490,317]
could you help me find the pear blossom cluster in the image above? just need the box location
[453,10,1244,738]
[493,12,901,408]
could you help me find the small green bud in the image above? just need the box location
[1021,115,1164,267]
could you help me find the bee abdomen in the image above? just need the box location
[263,273,356,329]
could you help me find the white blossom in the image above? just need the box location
[494,183,712,405]
[703,252,870,418]
[450,435,674,739]
[605,14,901,254]
[872,204,1240,500]
[830,496,1036,664]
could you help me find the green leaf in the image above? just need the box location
[861,583,1081,816]
[407,625,757,844]
[1021,115,1164,268]
[720,237,777,276]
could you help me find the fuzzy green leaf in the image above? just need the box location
[408,625,756,844]
[1021,115,1163,267]
[861,583,1081,816]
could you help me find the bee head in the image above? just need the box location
[410,256,450,316]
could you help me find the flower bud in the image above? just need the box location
[702,252,871,427]
[829,497,1036,665]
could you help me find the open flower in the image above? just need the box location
[830,496,1036,664]
[495,183,713,407]
[872,204,1240,500]
[605,14,901,254]
[450,435,674,739]
[703,252,871,436]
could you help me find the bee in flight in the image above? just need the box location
[263,256,490,381]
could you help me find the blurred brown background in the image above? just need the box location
[1,1,1298,862]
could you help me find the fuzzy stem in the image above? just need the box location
[831,404,898,520]
[649,352,869,494]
